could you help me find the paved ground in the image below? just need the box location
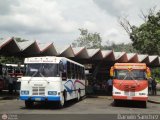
[0,96,160,114]
[0,93,160,120]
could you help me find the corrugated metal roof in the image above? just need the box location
[18,40,35,51]
[75,47,89,59]
[114,52,126,60]
[0,37,13,49]
[59,45,74,57]
[38,43,52,52]
[87,49,100,57]
[101,50,113,58]
[149,56,158,63]
[127,53,138,63]
[138,55,148,62]
[0,38,160,66]
[72,47,85,56]
[39,43,57,56]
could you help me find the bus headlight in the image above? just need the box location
[115,92,121,94]
[21,90,29,95]
[139,93,146,95]
[48,91,57,95]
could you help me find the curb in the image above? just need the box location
[148,100,160,104]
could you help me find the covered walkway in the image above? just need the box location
[0,37,160,93]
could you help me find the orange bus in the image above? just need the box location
[110,63,151,108]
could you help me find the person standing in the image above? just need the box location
[148,77,152,95]
[107,77,112,95]
[13,76,17,93]
[8,76,13,94]
[152,78,157,95]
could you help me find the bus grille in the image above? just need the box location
[124,85,135,96]
[124,85,136,91]
[32,87,45,95]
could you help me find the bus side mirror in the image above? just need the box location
[146,67,151,78]
[62,72,67,81]
[110,67,114,77]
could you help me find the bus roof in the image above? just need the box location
[5,64,24,67]
[114,63,147,69]
[24,56,84,67]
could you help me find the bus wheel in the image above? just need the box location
[77,90,80,101]
[114,100,119,106]
[142,101,147,108]
[25,101,33,108]
[58,94,65,108]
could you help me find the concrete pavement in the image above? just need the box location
[0,90,160,104]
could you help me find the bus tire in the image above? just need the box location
[25,101,33,108]
[58,92,66,108]
[143,101,147,108]
[114,100,119,106]
[77,90,80,101]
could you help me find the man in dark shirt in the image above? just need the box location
[152,78,157,95]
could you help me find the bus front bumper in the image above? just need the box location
[113,95,148,101]
[20,96,60,101]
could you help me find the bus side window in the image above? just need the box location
[59,61,64,72]
[79,66,81,79]
[75,65,78,79]
[79,67,82,80]
[71,63,75,79]
[67,62,71,79]
[82,67,85,80]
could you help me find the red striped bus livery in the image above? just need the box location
[110,63,151,108]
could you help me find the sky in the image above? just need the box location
[0,0,160,46]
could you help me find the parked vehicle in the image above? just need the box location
[20,56,86,108]
[110,63,151,108]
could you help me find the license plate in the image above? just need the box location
[124,91,129,96]
[130,92,135,96]
[125,92,135,96]
[35,98,41,101]
[127,96,132,99]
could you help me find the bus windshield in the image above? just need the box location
[25,63,59,77]
[115,69,146,80]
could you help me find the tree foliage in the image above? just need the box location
[151,67,160,83]
[0,56,23,64]
[120,8,160,55]
[72,28,102,49]
[102,42,137,53]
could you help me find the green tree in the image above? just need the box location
[0,56,23,64]
[120,8,160,55]
[102,41,137,53]
[72,28,102,49]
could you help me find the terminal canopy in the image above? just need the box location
[0,37,160,67]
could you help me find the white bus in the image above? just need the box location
[20,56,86,108]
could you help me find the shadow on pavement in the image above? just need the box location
[20,98,80,110]
[0,90,19,100]
[111,100,148,109]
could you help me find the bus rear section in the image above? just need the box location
[110,63,151,108]
[20,56,85,108]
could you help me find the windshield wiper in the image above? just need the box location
[119,72,134,86]
[119,71,139,86]
[28,71,38,83]
[39,72,49,84]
